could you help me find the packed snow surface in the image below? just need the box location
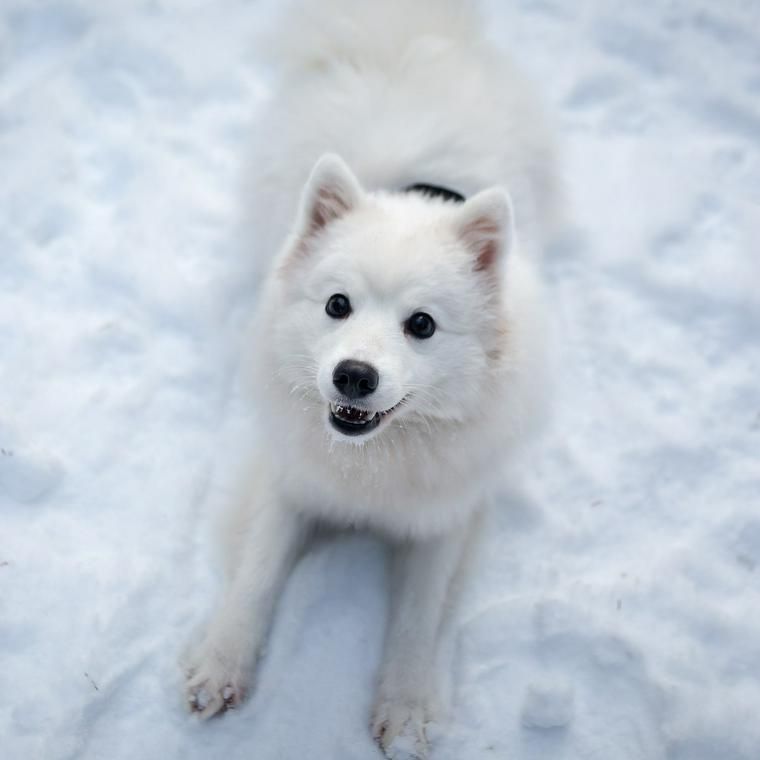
[2,1,759,759]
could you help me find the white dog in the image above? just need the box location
[184,0,558,756]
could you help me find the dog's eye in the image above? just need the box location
[325,293,352,319]
[406,312,436,339]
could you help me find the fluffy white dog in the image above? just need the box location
[184,0,558,756]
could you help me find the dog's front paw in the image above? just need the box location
[183,643,250,719]
[372,698,430,760]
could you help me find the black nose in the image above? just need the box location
[332,360,379,399]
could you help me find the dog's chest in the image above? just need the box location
[280,431,491,536]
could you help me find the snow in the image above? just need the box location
[1,1,758,759]
[520,681,574,729]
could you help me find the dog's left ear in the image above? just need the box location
[297,153,364,239]
[453,188,514,274]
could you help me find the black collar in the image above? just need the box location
[404,183,466,204]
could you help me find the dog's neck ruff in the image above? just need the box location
[404,183,466,204]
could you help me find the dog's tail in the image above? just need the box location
[256,0,483,77]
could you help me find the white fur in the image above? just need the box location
[185,1,558,756]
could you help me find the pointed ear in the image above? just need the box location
[453,187,514,273]
[297,153,363,239]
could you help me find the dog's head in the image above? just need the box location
[267,154,515,443]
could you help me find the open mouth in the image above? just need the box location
[328,400,403,437]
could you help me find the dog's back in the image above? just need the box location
[247,0,560,268]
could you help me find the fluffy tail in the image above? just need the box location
[257,0,483,76]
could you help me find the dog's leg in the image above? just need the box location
[372,522,472,759]
[184,473,305,719]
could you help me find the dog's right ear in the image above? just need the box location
[295,154,363,240]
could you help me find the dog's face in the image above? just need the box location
[269,155,513,443]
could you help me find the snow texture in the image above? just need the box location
[1,1,759,759]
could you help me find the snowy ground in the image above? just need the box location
[2,1,759,759]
